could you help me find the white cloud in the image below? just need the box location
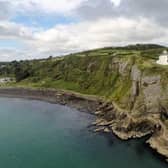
[12,0,120,14]
[36,17,166,45]
[24,17,168,59]
[0,21,34,40]
[1,17,168,61]
[0,1,13,20]
[0,0,168,61]
[0,48,34,61]
[111,0,121,6]
[9,0,85,14]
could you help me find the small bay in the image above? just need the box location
[0,97,166,168]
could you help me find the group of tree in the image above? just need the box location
[0,60,34,82]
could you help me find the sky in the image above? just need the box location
[0,0,168,61]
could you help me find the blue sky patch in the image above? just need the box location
[12,14,79,29]
[0,40,24,49]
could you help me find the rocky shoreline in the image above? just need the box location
[0,87,167,163]
[0,87,103,113]
[92,101,168,162]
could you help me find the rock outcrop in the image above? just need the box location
[93,63,168,162]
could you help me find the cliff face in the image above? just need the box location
[100,54,168,115]
[130,64,168,161]
[92,56,168,161]
[130,65,168,116]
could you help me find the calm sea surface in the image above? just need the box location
[0,97,166,168]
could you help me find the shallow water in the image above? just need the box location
[0,97,167,168]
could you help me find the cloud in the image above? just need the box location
[75,0,117,20]
[9,0,85,15]
[118,0,168,25]
[35,17,162,44]
[0,0,168,61]
[12,0,120,14]
[0,0,13,20]
[1,16,168,61]
[1,0,119,19]
[0,21,34,40]
[0,48,32,61]
[75,0,168,25]
[27,17,167,58]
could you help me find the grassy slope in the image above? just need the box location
[1,44,168,106]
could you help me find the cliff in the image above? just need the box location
[0,44,168,161]
[92,61,168,161]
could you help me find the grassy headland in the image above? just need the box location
[0,44,167,101]
[1,44,168,161]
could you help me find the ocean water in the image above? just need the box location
[0,97,166,168]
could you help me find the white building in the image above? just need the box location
[156,50,168,65]
[0,77,14,84]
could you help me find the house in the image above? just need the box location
[156,50,168,65]
[0,77,14,84]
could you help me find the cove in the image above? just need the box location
[0,97,166,168]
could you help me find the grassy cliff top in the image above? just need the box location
[0,44,167,102]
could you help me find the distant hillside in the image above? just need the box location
[0,43,166,83]
[0,43,167,103]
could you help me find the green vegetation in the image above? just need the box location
[0,44,168,104]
